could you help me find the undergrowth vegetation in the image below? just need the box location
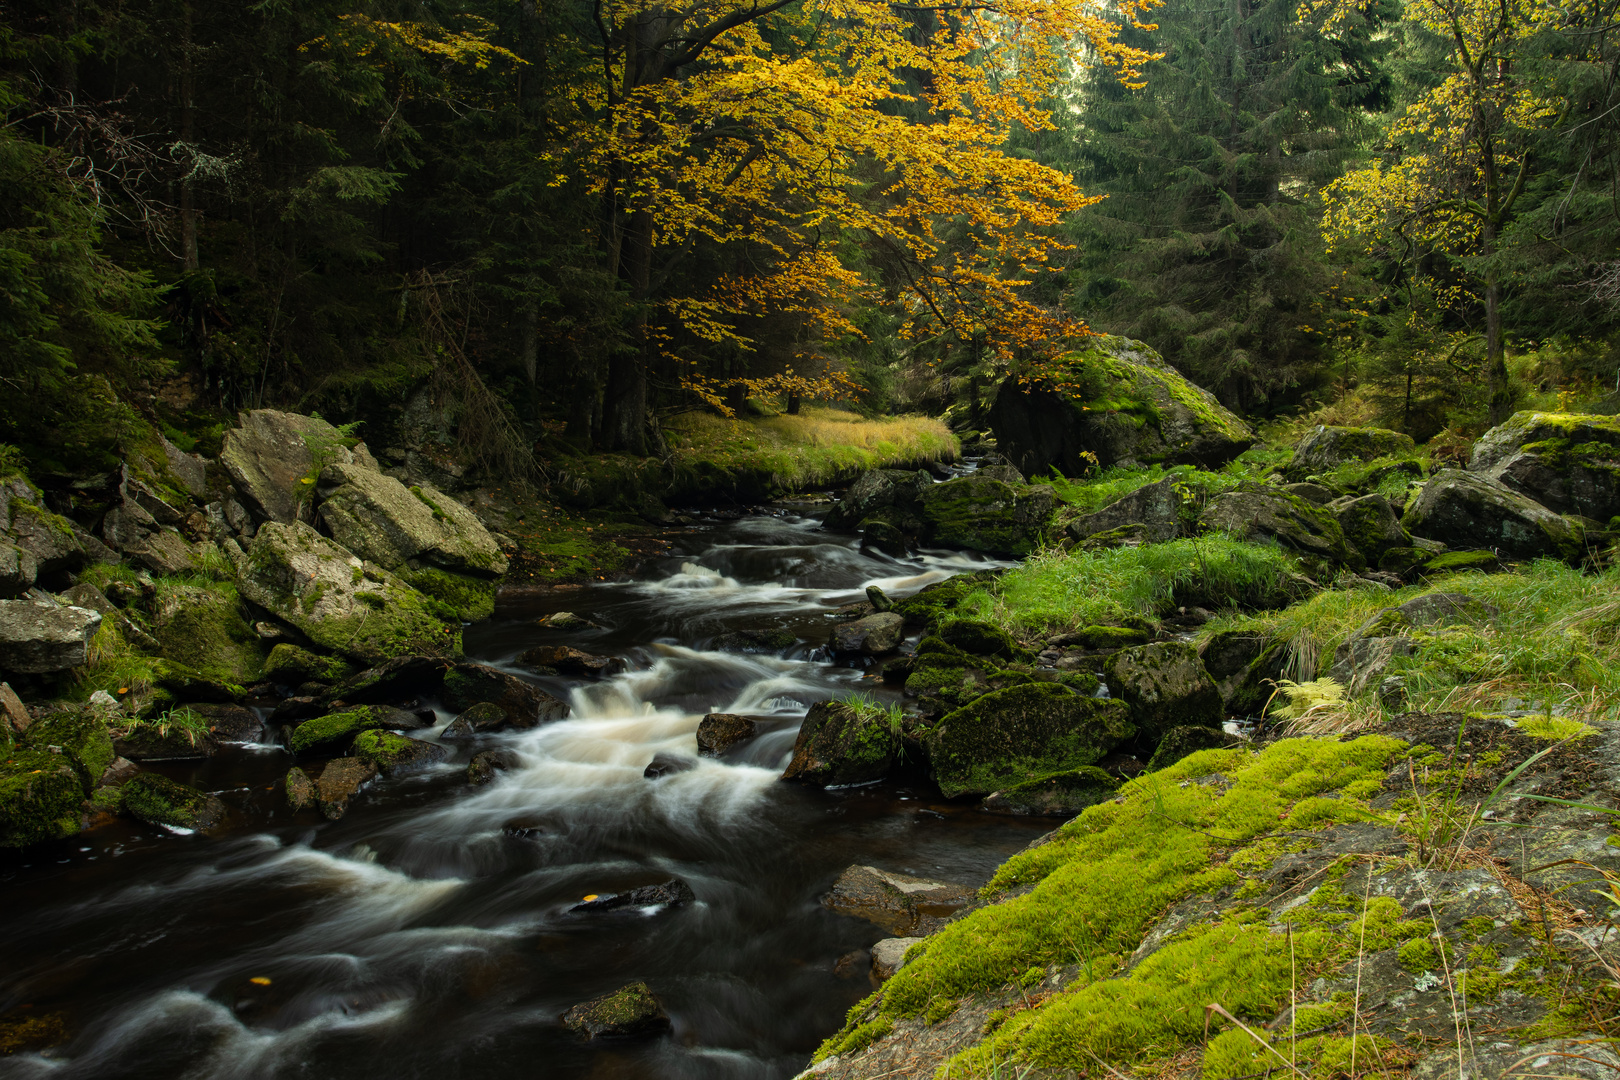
[956,536,1303,635]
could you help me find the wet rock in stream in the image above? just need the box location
[642,753,696,779]
[467,747,521,785]
[570,879,696,913]
[822,865,973,936]
[696,712,759,756]
[561,982,671,1039]
[516,644,625,678]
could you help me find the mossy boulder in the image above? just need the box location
[924,683,1134,798]
[825,470,931,532]
[1054,624,1152,650]
[1103,642,1224,748]
[0,750,84,847]
[1285,426,1416,481]
[287,705,399,754]
[1334,494,1412,564]
[236,521,459,664]
[147,584,265,688]
[315,462,507,576]
[936,619,1025,661]
[1065,476,1202,547]
[1401,469,1583,560]
[1199,632,1286,717]
[1,476,89,590]
[904,657,992,716]
[122,773,226,830]
[442,663,569,726]
[561,982,671,1039]
[781,700,901,787]
[219,408,380,526]
[353,729,448,776]
[917,475,1057,557]
[988,336,1255,474]
[1145,725,1239,772]
[1470,411,1620,520]
[893,572,997,631]
[1419,549,1501,575]
[402,567,499,622]
[322,654,452,705]
[1378,546,1432,577]
[1202,489,1364,568]
[262,643,355,686]
[20,707,114,793]
[981,766,1120,816]
[829,612,905,656]
[442,701,512,738]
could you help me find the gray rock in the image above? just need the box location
[235,521,455,665]
[1102,642,1224,746]
[697,712,758,756]
[0,542,37,598]
[865,585,894,612]
[824,470,931,531]
[571,879,695,912]
[925,684,1135,798]
[2,477,86,576]
[1202,489,1364,567]
[442,663,569,725]
[516,644,625,678]
[0,598,102,674]
[1,680,31,734]
[870,937,926,982]
[131,529,198,576]
[315,463,507,576]
[643,752,696,779]
[1286,425,1415,479]
[1065,477,1193,545]
[988,335,1254,474]
[1401,469,1582,560]
[982,766,1120,816]
[1282,482,1336,505]
[917,475,1058,557]
[1335,493,1412,564]
[822,865,973,936]
[1329,635,1417,698]
[161,435,209,498]
[220,409,379,526]
[829,612,905,656]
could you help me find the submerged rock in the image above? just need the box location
[822,865,973,936]
[712,628,796,654]
[468,747,521,785]
[122,773,226,831]
[781,700,900,787]
[924,683,1134,798]
[696,712,759,757]
[0,598,102,673]
[570,879,695,912]
[988,335,1254,475]
[561,982,671,1039]
[353,729,447,776]
[516,644,625,678]
[829,612,905,656]
[314,757,377,820]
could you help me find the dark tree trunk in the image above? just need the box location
[726,382,748,415]
[786,392,800,415]
[179,1,199,273]
[600,208,653,454]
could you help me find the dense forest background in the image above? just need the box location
[5,0,1620,487]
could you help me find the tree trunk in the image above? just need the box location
[179,1,199,273]
[599,207,653,454]
[786,392,800,415]
[520,304,539,386]
[726,381,747,416]
[1484,260,1510,425]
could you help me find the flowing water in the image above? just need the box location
[1,509,1052,1080]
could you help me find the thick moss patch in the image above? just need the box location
[402,566,498,622]
[0,749,84,847]
[122,773,224,830]
[20,708,114,793]
[288,705,396,753]
[262,643,355,686]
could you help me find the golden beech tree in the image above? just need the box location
[549,0,1163,452]
[1321,0,1563,425]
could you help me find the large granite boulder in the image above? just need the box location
[1102,642,1224,747]
[923,683,1134,797]
[235,521,456,664]
[315,463,506,576]
[0,598,102,674]
[1065,476,1196,546]
[1401,470,1583,560]
[1202,489,1364,568]
[1468,411,1620,520]
[781,700,900,786]
[1285,426,1416,481]
[988,336,1254,475]
[220,409,379,525]
[145,584,265,690]
[917,475,1057,557]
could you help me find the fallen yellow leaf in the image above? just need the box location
[582,894,599,902]
[250,977,272,986]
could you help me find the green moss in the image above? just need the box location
[1422,550,1502,575]
[1067,625,1151,649]
[20,708,114,793]
[984,766,1120,815]
[937,619,1025,660]
[403,566,498,621]
[122,773,219,829]
[815,1017,894,1062]
[1516,716,1598,740]
[262,643,355,686]
[288,705,395,753]
[924,683,1135,798]
[918,476,1053,556]
[892,572,997,630]
[817,734,1405,1065]
[147,581,265,687]
[0,749,84,847]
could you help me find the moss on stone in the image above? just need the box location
[20,708,114,793]
[1068,625,1152,649]
[893,572,999,630]
[1422,549,1502,575]
[262,643,354,686]
[353,728,448,775]
[924,683,1135,797]
[918,476,1056,557]
[288,705,395,753]
[402,566,498,622]
[122,772,223,829]
[983,766,1120,816]
[937,619,1025,660]
[148,582,265,688]
[0,749,84,847]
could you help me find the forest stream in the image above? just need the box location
[1,508,1053,1080]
